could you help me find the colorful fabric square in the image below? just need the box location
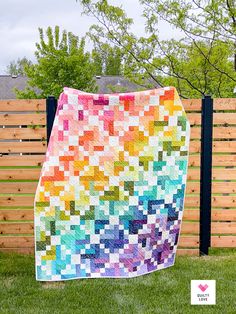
[34,86,190,281]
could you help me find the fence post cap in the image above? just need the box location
[203,95,212,99]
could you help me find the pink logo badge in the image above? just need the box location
[198,284,209,292]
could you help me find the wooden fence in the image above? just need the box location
[0,98,236,256]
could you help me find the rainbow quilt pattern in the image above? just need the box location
[34,86,190,281]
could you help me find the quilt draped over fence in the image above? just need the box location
[34,86,190,281]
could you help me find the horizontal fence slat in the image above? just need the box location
[0,169,41,180]
[178,236,199,247]
[182,99,201,111]
[186,182,200,194]
[183,210,199,220]
[212,182,236,194]
[0,99,46,112]
[212,168,236,180]
[212,155,236,167]
[0,155,45,167]
[0,222,34,234]
[0,236,34,248]
[189,127,200,139]
[211,236,236,247]
[192,127,236,140]
[212,196,236,208]
[191,126,236,140]
[0,196,35,207]
[214,98,236,110]
[176,249,199,256]
[212,209,236,221]
[0,113,46,126]
[0,209,34,221]
[185,196,200,208]
[183,98,236,111]
[211,222,236,234]
[186,113,201,126]
[0,182,38,194]
[213,127,236,139]
[1,141,47,153]
[0,247,34,254]
[189,142,236,155]
[189,141,200,153]
[0,127,46,140]
[188,155,200,167]
[213,141,236,153]
[189,155,236,167]
[213,113,236,125]
[190,140,236,153]
[187,113,236,125]
[181,222,199,234]
[187,168,200,180]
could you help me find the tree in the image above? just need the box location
[7,57,32,76]
[16,26,97,99]
[79,0,236,98]
[92,44,123,75]
[155,40,235,98]
[92,48,103,75]
[104,45,123,75]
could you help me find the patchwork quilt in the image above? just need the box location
[34,86,190,281]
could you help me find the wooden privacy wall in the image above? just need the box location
[0,99,46,254]
[210,99,236,248]
[0,98,235,255]
[182,98,236,252]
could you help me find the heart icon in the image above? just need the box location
[198,284,208,292]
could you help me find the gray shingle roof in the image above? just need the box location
[95,75,154,93]
[0,75,158,99]
[0,75,28,99]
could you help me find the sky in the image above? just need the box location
[0,0,179,74]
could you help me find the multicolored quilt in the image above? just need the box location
[34,86,190,281]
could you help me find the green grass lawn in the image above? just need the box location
[0,249,235,314]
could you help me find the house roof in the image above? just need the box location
[95,75,155,93]
[0,75,28,99]
[0,75,158,99]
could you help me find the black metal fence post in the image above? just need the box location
[200,95,213,256]
[46,96,57,144]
